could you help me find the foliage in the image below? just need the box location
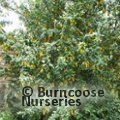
[0,98,120,120]
[0,111,15,120]
[0,0,120,120]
